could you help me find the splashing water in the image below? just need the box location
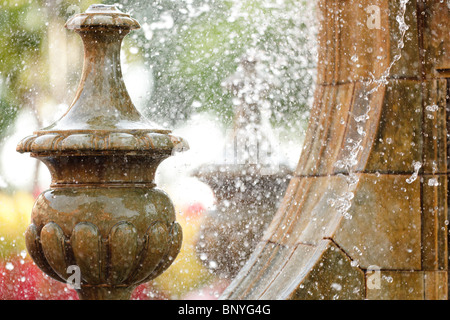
[331,0,411,219]
[328,191,355,220]
[406,161,422,184]
[367,0,410,93]
[427,177,439,187]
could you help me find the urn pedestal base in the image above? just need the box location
[76,285,136,300]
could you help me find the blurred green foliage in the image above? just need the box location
[0,0,97,139]
[0,1,43,138]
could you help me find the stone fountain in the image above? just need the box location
[222,0,450,300]
[16,4,188,300]
[195,53,291,280]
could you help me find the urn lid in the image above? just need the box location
[17,5,188,156]
[65,4,140,31]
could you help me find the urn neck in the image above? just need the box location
[75,30,133,115]
[46,29,146,131]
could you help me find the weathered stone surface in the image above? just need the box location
[287,240,365,300]
[366,271,448,300]
[265,173,422,271]
[263,175,346,247]
[222,240,365,300]
[362,80,423,173]
[318,0,421,84]
[424,271,448,300]
[337,0,389,82]
[258,243,317,299]
[296,84,355,176]
[419,1,450,78]
[422,79,448,174]
[296,85,336,176]
[220,241,295,299]
[315,0,338,85]
[334,81,385,174]
[421,174,448,271]
[222,0,449,300]
[387,0,420,78]
[263,172,423,270]
[333,173,421,270]
[299,80,424,176]
[366,271,424,300]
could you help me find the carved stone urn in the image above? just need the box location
[16,4,188,300]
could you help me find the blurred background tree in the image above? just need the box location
[0,1,91,136]
[0,0,44,139]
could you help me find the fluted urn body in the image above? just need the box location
[16,4,188,300]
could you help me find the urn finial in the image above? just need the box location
[17,4,187,300]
